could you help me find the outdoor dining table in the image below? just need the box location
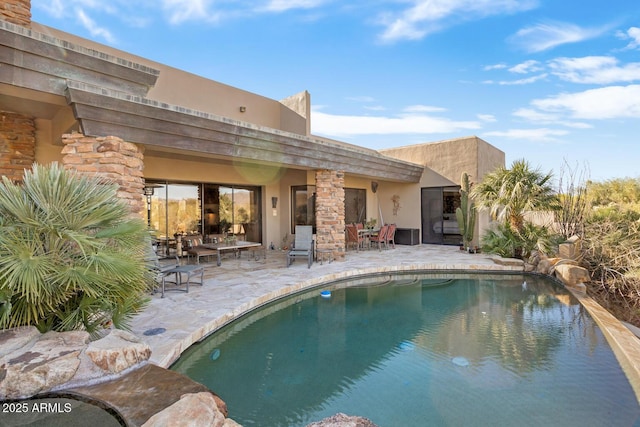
[201,240,263,266]
[357,228,379,250]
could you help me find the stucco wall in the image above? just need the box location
[29,22,308,136]
[380,136,505,244]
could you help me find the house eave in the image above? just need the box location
[66,84,424,183]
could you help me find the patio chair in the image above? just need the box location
[346,223,365,251]
[369,224,389,251]
[286,225,314,268]
[147,244,204,297]
[386,223,397,249]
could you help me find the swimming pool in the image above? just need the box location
[171,273,640,426]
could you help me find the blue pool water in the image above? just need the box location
[171,273,640,426]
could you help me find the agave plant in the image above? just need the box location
[0,163,152,335]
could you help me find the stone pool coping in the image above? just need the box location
[128,244,640,404]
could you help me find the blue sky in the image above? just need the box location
[31,0,639,181]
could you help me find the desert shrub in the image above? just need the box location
[582,207,640,325]
[0,163,152,335]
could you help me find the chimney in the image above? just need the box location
[0,0,31,28]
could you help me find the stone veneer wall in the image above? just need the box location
[0,111,36,182]
[315,169,346,261]
[0,0,31,27]
[62,133,145,216]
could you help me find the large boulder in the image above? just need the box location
[85,329,151,374]
[0,328,89,399]
[559,236,583,261]
[554,264,590,288]
[306,413,379,427]
[141,392,226,427]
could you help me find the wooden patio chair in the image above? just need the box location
[346,223,365,251]
[369,224,389,251]
[386,223,397,249]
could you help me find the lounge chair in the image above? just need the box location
[148,245,204,298]
[286,225,314,268]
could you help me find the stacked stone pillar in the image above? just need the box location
[61,133,145,217]
[0,0,31,27]
[315,169,345,261]
[0,111,36,182]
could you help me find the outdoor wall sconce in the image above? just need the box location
[272,196,278,216]
[371,181,378,193]
[239,106,246,112]
[143,185,161,228]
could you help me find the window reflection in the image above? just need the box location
[147,181,262,257]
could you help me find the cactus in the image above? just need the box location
[456,172,476,249]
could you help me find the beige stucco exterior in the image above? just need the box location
[0,9,505,250]
[380,137,505,243]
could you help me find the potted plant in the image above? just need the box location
[365,218,377,230]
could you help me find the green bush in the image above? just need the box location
[0,163,152,335]
[481,222,560,259]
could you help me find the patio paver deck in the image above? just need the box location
[130,244,523,368]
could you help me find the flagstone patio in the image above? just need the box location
[129,244,524,368]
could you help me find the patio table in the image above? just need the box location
[357,228,378,250]
[201,241,263,266]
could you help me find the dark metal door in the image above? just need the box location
[421,187,444,244]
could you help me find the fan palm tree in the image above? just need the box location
[0,163,152,335]
[471,159,559,234]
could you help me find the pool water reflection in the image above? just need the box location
[171,273,640,426]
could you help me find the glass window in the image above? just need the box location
[345,188,366,224]
[148,181,262,255]
[291,185,316,233]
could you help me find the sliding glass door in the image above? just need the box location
[148,182,262,256]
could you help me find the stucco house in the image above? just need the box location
[0,1,504,259]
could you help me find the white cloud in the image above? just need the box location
[364,105,386,111]
[378,0,538,43]
[483,128,569,142]
[510,21,607,53]
[617,26,640,50]
[477,114,497,122]
[509,60,543,74]
[262,0,330,12]
[403,105,447,113]
[161,0,220,24]
[512,108,592,129]
[311,109,481,137]
[531,85,640,120]
[483,63,508,71]
[549,56,640,84]
[76,9,116,44]
[497,73,548,85]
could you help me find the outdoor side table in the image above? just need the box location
[161,264,204,298]
[316,249,334,265]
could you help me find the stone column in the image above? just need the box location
[315,169,345,261]
[61,133,145,217]
[0,111,36,182]
[0,0,31,27]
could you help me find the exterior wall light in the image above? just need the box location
[239,106,246,112]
